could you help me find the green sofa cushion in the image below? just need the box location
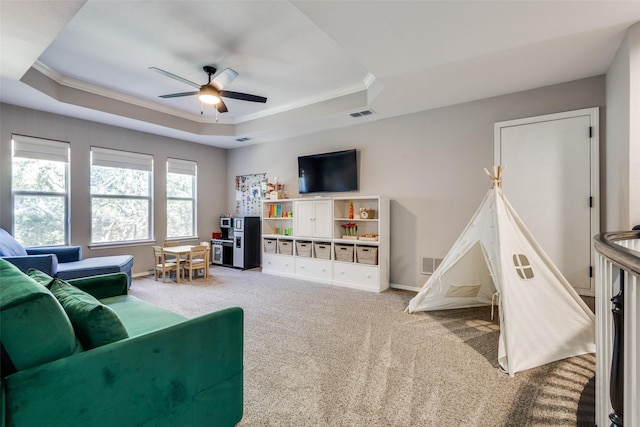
[27,268,56,288]
[101,295,187,337]
[49,279,129,349]
[0,259,80,372]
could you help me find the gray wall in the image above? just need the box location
[0,75,609,287]
[227,76,606,289]
[0,103,228,276]
[605,22,640,231]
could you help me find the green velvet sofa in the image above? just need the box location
[0,259,243,426]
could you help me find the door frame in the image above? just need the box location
[493,107,600,296]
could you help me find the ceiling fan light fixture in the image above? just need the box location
[198,85,220,105]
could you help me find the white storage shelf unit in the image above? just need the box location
[261,196,389,292]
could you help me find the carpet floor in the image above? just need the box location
[130,266,595,427]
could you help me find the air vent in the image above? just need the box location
[420,257,443,275]
[235,137,251,142]
[349,109,375,118]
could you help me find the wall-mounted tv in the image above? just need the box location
[298,149,358,194]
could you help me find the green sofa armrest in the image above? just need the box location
[66,273,129,299]
[3,307,244,427]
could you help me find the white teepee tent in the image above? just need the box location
[407,167,595,376]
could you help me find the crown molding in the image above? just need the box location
[32,61,234,125]
[236,72,377,124]
[32,61,376,128]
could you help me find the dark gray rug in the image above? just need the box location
[130,266,595,426]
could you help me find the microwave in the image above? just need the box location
[220,217,233,228]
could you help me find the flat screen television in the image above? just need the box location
[298,149,358,194]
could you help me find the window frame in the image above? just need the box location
[166,158,198,240]
[11,134,70,247]
[90,147,154,247]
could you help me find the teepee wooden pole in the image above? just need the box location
[484,166,506,188]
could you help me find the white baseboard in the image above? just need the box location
[390,283,420,292]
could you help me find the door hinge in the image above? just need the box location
[589,126,593,138]
[590,196,593,208]
[590,266,593,278]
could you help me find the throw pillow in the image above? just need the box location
[27,268,55,288]
[49,279,129,349]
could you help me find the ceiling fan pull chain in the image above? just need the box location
[200,101,204,116]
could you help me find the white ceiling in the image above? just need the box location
[1,1,640,149]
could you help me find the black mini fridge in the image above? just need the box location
[232,216,261,270]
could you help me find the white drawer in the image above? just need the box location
[262,253,295,276]
[332,263,380,291]
[295,258,332,283]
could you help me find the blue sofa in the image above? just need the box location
[0,228,134,287]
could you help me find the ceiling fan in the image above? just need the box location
[150,65,267,113]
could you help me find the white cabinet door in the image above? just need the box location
[295,200,332,238]
[313,200,332,238]
[295,201,314,237]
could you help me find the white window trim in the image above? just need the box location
[11,134,70,246]
[166,158,197,239]
[90,147,154,245]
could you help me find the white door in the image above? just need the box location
[494,108,599,295]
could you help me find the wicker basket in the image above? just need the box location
[264,238,277,254]
[356,246,378,265]
[334,244,354,262]
[278,239,293,255]
[296,241,312,257]
[314,242,331,260]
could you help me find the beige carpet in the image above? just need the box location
[130,266,595,427]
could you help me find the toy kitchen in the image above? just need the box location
[211,216,261,270]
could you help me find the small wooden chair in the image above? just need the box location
[200,241,211,268]
[153,245,179,282]
[183,245,208,281]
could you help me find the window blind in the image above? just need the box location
[167,158,197,176]
[12,135,69,163]
[91,147,153,171]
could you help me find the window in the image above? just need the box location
[167,158,197,238]
[90,147,153,244]
[513,254,534,280]
[11,135,70,247]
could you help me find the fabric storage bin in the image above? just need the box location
[356,246,378,265]
[278,239,293,255]
[314,242,331,260]
[264,238,277,254]
[334,244,354,262]
[296,241,312,257]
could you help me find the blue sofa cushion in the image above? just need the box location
[0,228,27,257]
[57,255,134,281]
[49,278,129,349]
[27,246,81,263]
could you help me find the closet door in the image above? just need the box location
[494,108,599,295]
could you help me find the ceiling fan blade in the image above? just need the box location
[210,68,239,90]
[220,90,267,103]
[215,99,228,113]
[149,67,200,89]
[159,91,199,98]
